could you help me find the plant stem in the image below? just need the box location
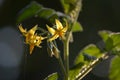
[63,31,71,80]
[61,0,82,79]
[58,54,67,79]
[76,53,109,80]
[63,39,69,80]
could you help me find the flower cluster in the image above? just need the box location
[19,19,68,54]
[19,25,46,54]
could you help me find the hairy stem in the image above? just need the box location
[60,0,82,80]
[58,54,67,79]
[76,53,109,80]
[63,39,69,80]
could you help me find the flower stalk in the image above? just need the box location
[63,39,69,80]
[58,54,67,80]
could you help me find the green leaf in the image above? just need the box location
[109,56,120,80]
[99,31,120,53]
[105,37,113,51]
[99,30,114,51]
[60,0,71,13]
[74,52,84,65]
[44,73,58,80]
[73,44,103,80]
[99,30,111,42]
[72,22,83,32]
[111,48,120,56]
[17,1,42,23]
[110,33,120,56]
[110,33,120,47]
[37,8,55,19]
[60,0,81,14]
[48,14,58,23]
[83,44,102,58]
[69,62,84,80]
[17,1,70,24]
[74,44,102,66]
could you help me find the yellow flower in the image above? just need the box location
[19,24,38,44]
[28,34,45,54]
[46,19,68,42]
[19,25,45,54]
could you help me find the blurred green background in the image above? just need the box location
[0,0,120,80]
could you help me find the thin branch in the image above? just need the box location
[76,53,109,80]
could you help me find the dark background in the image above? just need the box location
[0,0,120,80]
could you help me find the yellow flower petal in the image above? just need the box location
[46,25,56,35]
[55,19,63,30]
[62,20,68,32]
[30,44,35,55]
[47,19,68,41]
[48,34,59,42]
[18,24,27,36]
[28,25,38,35]
[41,36,46,40]
[35,36,42,46]
[19,24,46,54]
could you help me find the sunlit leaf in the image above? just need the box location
[74,52,84,65]
[109,56,120,80]
[105,37,113,51]
[110,33,120,47]
[99,31,120,55]
[73,44,103,80]
[109,33,120,56]
[44,72,58,80]
[99,30,111,42]
[83,44,102,58]
[99,30,111,51]
[72,22,83,32]
[69,62,84,80]
[74,44,102,66]
[17,1,42,23]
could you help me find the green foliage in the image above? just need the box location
[17,1,83,31]
[17,1,68,23]
[110,33,120,56]
[72,21,83,32]
[74,44,102,65]
[69,62,84,80]
[17,0,120,80]
[60,0,80,14]
[17,1,42,23]
[109,56,120,80]
[105,37,113,51]
[99,30,111,42]
[37,8,55,19]
[82,44,102,58]
[99,31,120,56]
[69,44,102,80]
[44,73,58,80]
[110,33,120,47]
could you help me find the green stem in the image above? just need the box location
[76,53,109,80]
[58,54,67,79]
[60,0,82,79]
[63,40,69,80]
[63,31,71,80]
